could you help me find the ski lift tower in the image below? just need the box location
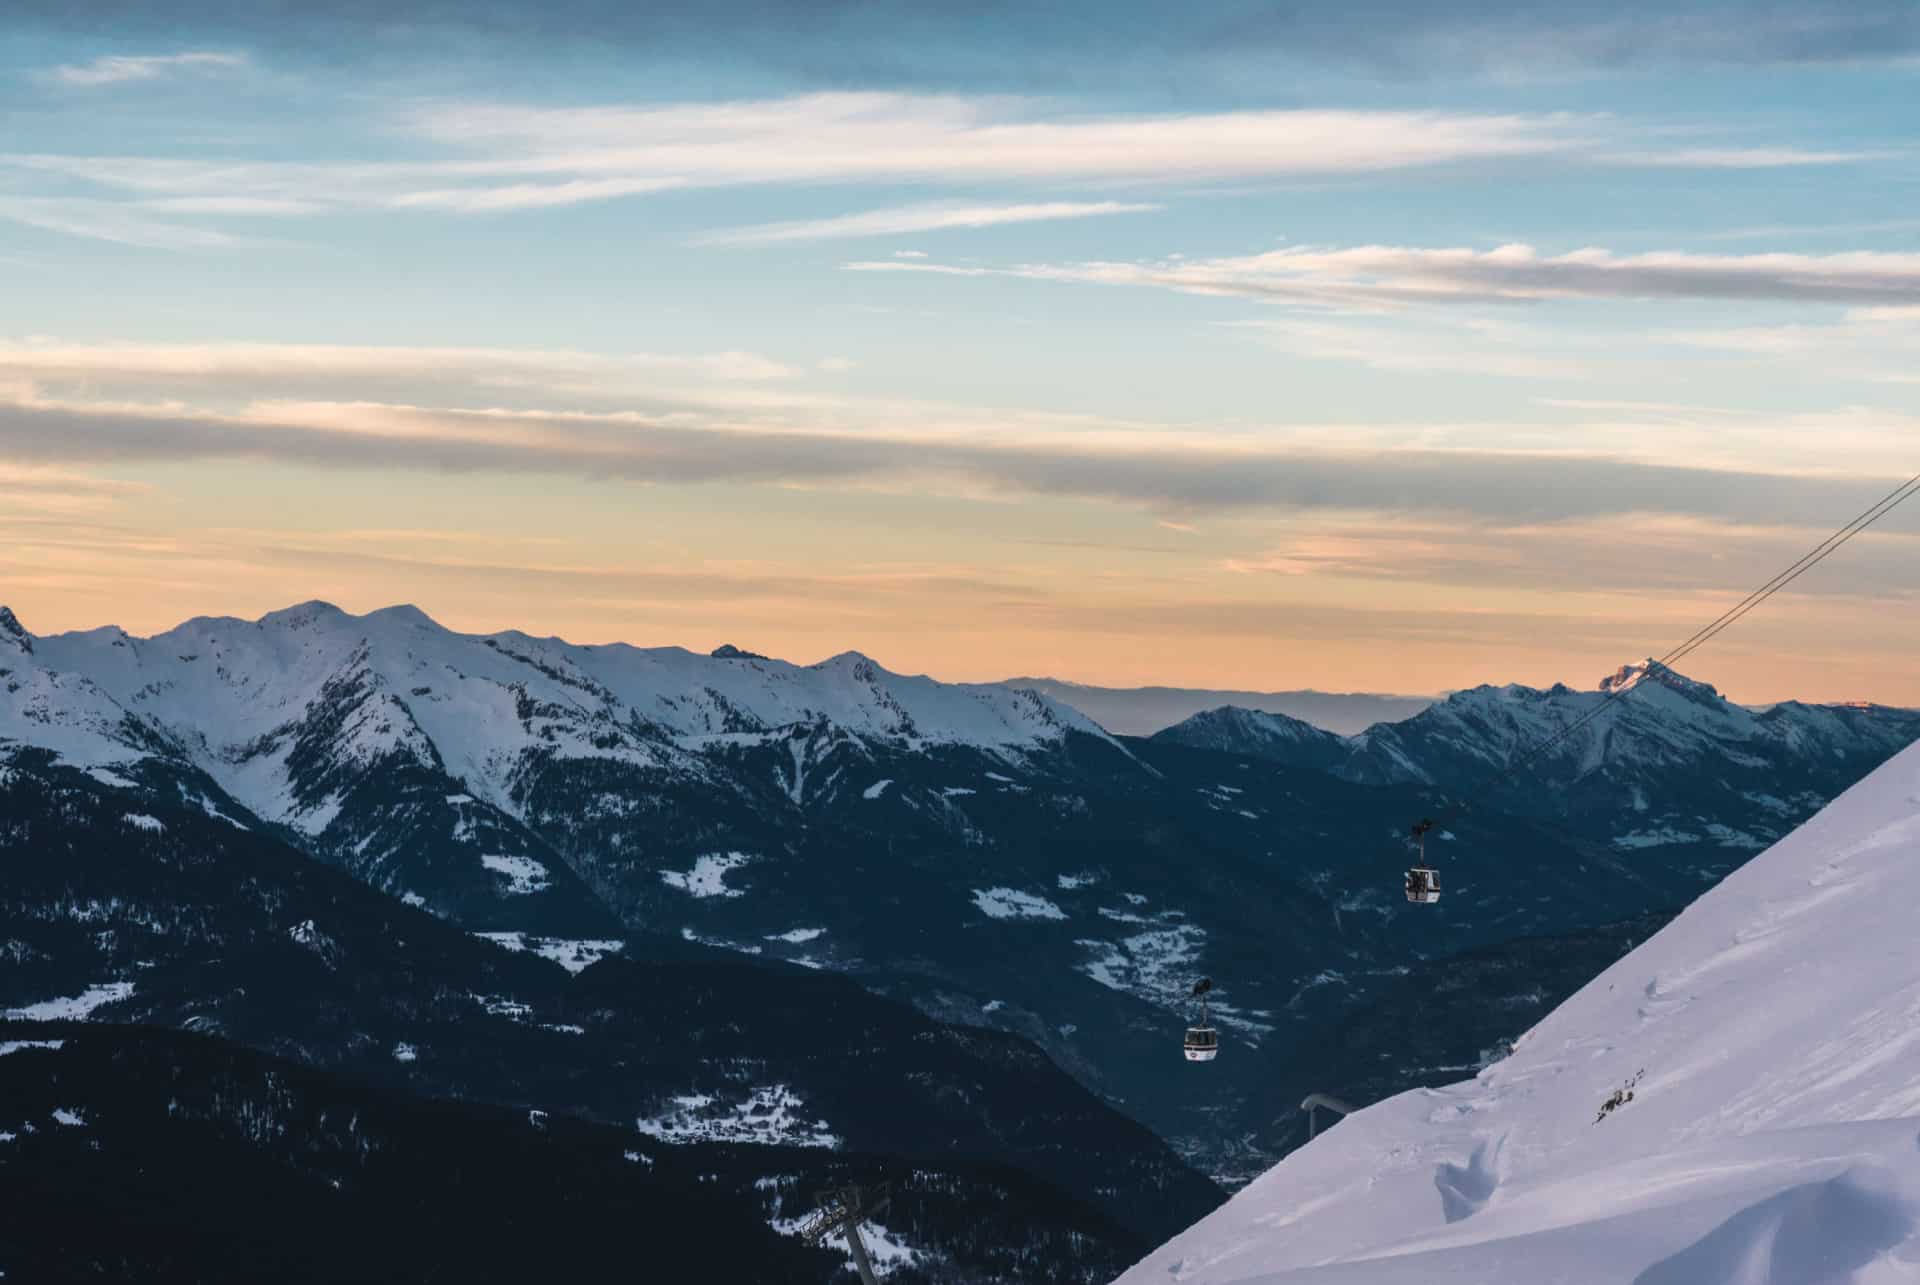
[1299,1093,1355,1140]
[797,1181,891,1285]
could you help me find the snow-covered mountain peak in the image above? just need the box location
[22,602,1120,830]
[257,599,350,630]
[0,605,33,656]
[1599,658,1721,703]
[1117,739,1920,1283]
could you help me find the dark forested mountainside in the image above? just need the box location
[0,756,1221,1269]
[0,1026,1149,1284]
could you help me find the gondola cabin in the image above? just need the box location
[1184,976,1219,1062]
[1404,818,1441,904]
[1405,864,1441,904]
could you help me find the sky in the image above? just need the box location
[3,1,1919,702]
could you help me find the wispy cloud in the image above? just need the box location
[1,93,1857,245]
[1224,316,1586,378]
[0,197,268,251]
[1594,146,1893,168]
[390,176,691,213]
[48,51,247,87]
[695,200,1159,246]
[848,243,1920,309]
[1660,305,1920,382]
[3,379,1910,532]
[0,340,804,388]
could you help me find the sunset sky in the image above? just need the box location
[5,2,1920,702]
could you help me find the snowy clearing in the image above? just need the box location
[660,852,752,898]
[636,1086,839,1149]
[772,1216,921,1277]
[471,932,622,974]
[765,927,825,944]
[681,926,763,955]
[971,887,1067,921]
[479,852,551,895]
[0,1040,64,1057]
[862,779,892,799]
[121,812,164,832]
[4,981,133,1021]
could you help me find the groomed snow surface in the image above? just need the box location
[1116,740,1920,1284]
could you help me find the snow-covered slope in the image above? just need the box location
[0,606,166,775]
[1116,739,1920,1283]
[19,602,1115,932]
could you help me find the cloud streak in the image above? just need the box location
[0,94,1862,247]
[47,51,246,86]
[848,243,1920,309]
[2,385,1908,532]
[694,200,1159,246]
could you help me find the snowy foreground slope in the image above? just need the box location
[1117,740,1920,1284]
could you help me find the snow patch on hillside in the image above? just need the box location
[479,853,551,895]
[971,887,1066,920]
[661,852,753,898]
[4,981,133,1020]
[470,931,623,974]
[637,1086,839,1149]
[772,1215,922,1277]
[0,1040,64,1057]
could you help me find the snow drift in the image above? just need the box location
[1116,739,1920,1283]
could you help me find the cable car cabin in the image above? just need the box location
[1405,865,1441,904]
[1183,1025,1219,1062]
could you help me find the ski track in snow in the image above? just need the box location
[1116,740,1920,1285]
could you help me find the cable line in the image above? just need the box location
[1408,469,1920,854]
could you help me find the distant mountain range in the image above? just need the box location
[5,600,1917,1226]
[997,676,1432,736]
[1154,661,1920,842]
